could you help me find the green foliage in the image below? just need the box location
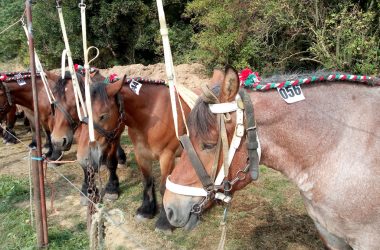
[0,0,379,75]
[0,0,27,67]
[186,0,380,74]
[309,3,380,74]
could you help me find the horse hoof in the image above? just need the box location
[80,196,88,206]
[117,163,126,168]
[135,214,150,223]
[104,193,118,201]
[154,227,173,235]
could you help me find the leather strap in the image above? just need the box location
[239,89,259,180]
[179,135,214,190]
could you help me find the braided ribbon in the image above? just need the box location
[240,69,380,91]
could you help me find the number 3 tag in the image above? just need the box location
[277,85,305,104]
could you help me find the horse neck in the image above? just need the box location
[249,83,366,183]
[7,79,34,108]
[120,83,169,127]
[9,78,51,111]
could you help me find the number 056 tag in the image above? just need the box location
[277,85,305,104]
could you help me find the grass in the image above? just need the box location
[0,126,324,249]
[0,175,89,250]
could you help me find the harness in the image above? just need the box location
[166,88,261,215]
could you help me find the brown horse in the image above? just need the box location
[163,66,380,249]
[0,71,62,160]
[50,71,126,204]
[76,76,192,232]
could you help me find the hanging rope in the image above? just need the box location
[79,0,99,142]
[156,0,189,138]
[21,18,56,104]
[56,0,87,121]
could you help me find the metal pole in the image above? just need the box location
[25,1,49,247]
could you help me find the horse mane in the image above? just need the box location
[54,71,85,99]
[188,85,220,140]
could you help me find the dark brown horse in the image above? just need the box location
[163,67,380,249]
[49,71,127,204]
[76,76,192,232]
[0,71,62,160]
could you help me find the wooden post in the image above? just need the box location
[25,0,48,247]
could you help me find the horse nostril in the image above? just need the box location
[166,207,174,221]
[62,138,67,147]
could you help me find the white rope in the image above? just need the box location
[79,2,96,142]
[156,0,188,138]
[56,4,88,121]
[21,20,56,104]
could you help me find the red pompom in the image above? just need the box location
[239,68,253,82]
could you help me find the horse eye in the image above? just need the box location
[99,113,109,121]
[201,142,217,151]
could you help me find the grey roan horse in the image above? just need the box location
[163,66,380,249]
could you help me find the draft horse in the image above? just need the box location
[163,66,380,249]
[49,71,127,204]
[76,76,191,232]
[0,71,62,160]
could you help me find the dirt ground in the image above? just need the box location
[0,63,323,249]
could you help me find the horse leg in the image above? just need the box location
[103,149,120,201]
[135,152,157,221]
[4,108,18,144]
[155,151,175,232]
[314,221,352,250]
[116,143,127,166]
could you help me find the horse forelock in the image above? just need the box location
[188,86,220,140]
[54,72,85,99]
[90,82,110,104]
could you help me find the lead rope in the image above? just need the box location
[156,0,189,138]
[56,0,87,121]
[21,18,56,104]
[217,206,229,250]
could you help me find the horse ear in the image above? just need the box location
[105,75,125,97]
[210,69,224,85]
[219,66,239,103]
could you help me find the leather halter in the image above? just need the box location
[81,93,125,142]
[166,88,260,214]
[0,81,13,114]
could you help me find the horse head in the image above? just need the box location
[163,66,260,230]
[76,77,125,169]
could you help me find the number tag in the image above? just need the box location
[16,73,26,86]
[129,80,142,95]
[277,85,305,104]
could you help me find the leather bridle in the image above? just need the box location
[166,88,260,215]
[80,93,125,143]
